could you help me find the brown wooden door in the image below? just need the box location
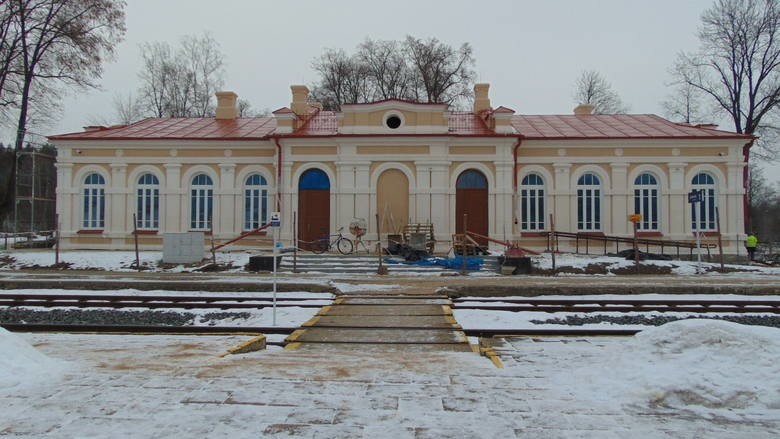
[298,169,330,251]
[298,190,329,250]
[456,170,489,246]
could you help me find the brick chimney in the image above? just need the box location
[473,83,491,114]
[573,103,595,115]
[291,85,310,116]
[215,91,238,120]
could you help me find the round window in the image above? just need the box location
[386,115,402,129]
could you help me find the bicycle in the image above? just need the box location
[311,227,354,255]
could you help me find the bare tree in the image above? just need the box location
[357,38,413,101]
[573,70,629,114]
[137,32,225,118]
[112,92,143,124]
[403,36,475,106]
[0,5,22,110]
[673,0,779,154]
[0,0,126,221]
[309,36,476,110]
[663,82,711,124]
[310,49,371,111]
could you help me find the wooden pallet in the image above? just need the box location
[403,223,436,253]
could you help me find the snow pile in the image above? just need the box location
[557,319,780,419]
[0,327,69,390]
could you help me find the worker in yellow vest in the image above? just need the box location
[745,233,758,261]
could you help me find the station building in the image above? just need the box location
[48,84,753,253]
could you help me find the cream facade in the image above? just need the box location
[49,84,753,254]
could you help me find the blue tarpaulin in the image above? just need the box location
[384,256,483,270]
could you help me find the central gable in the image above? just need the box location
[338,100,450,135]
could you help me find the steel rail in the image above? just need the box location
[450,298,780,314]
[0,323,297,334]
[452,304,780,314]
[0,294,332,310]
[0,323,640,339]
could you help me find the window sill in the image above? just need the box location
[133,230,158,235]
[189,230,212,235]
[520,232,549,237]
[636,231,663,237]
[693,231,720,237]
[77,229,103,234]
[242,231,268,236]
[576,232,604,237]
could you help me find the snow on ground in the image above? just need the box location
[0,327,70,391]
[330,282,406,293]
[454,293,780,330]
[547,319,780,421]
[3,249,779,279]
[532,252,780,275]
[0,288,333,300]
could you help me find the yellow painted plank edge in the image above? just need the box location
[285,329,308,343]
[218,335,267,357]
[284,342,302,350]
[302,315,321,327]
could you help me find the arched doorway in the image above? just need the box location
[298,168,330,250]
[376,169,409,234]
[456,169,488,246]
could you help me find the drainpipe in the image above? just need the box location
[742,138,755,234]
[273,137,283,212]
[512,137,523,225]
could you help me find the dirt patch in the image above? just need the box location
[0,255,14,267]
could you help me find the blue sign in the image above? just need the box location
[688,190,702,203]
[270,212,281,227]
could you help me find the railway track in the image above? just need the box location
[0,322,640,339]
[0,293,330,310]
[450,297,780,314]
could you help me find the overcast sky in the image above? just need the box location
[32,0,779,180]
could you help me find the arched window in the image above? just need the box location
[520,173,545,231]
[577,173,601,231]
[691,172,716,231]
[136,173,160,230]
[633,173,659,231]
[83,173,105,229]
[244,174,268,230]
[456,169,488,189]
[190,174,213,230]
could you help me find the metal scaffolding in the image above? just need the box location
[14,148,57,234]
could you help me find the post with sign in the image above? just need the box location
[628,214,641,271]
[270,212,281,325]
[688,190,702,274]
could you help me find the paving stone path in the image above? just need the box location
[285,293,471,352]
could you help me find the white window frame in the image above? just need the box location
[520,173,545,231]
[243,174,269,231]
[577,173,602,232]
[82,173,105,229]
[633,173,659,231]
[691,173,717,232]
[190,174,213,231]
[136,173,160,230]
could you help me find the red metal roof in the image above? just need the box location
[49,111,750,141]
[448,111,494,135]
[293,110,339,135]
[49,117,277,141]
[510,114,750,139]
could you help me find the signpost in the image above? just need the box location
[270,211,281,326]
[688,190,702,274]
[628,214,642,271]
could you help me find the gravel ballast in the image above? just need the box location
[0,309,251,326]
